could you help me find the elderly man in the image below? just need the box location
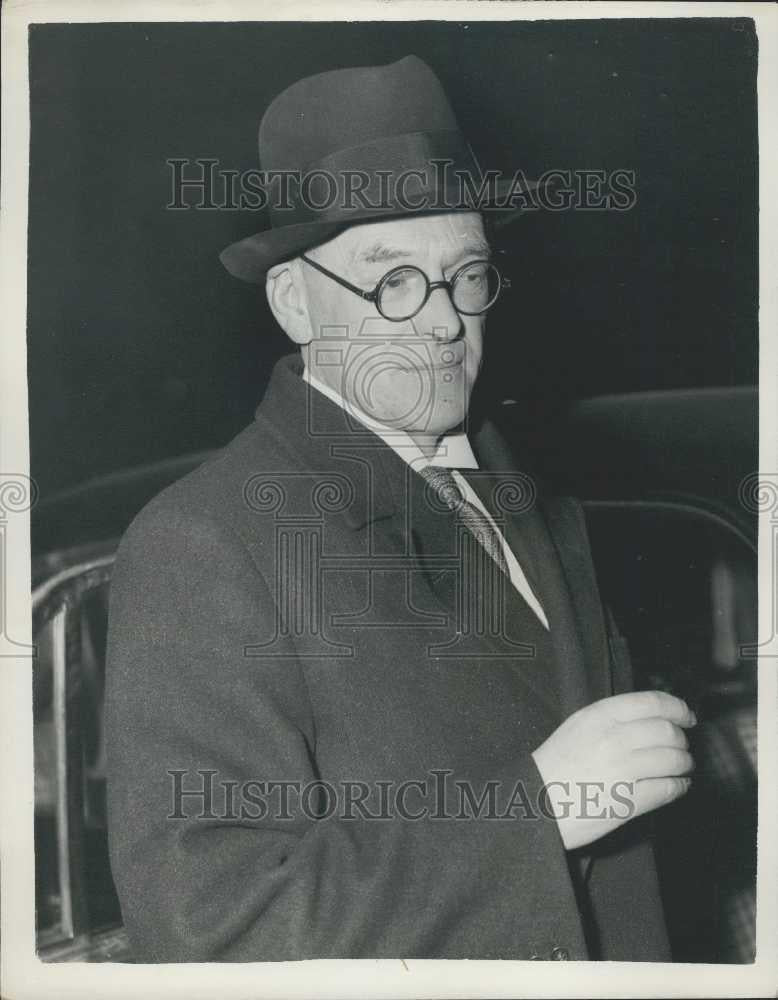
[105,55,694,962]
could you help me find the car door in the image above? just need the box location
[499,384,758,963]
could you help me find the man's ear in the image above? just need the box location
[265,259,313,345]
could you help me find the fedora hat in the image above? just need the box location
[219,55,539,282]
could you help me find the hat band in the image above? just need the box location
[268,128,482,227]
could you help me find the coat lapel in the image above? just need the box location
[538,495,613,708]
[397,466,561,718]
[470,415,614,711]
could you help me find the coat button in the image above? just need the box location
[550,946,570,960]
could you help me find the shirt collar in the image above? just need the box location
[302,366,479,472]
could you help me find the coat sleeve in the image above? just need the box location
[105,501,588,962]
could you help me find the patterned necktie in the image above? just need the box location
[419,466,510,579]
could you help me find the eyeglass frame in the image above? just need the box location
[299,253,503,322]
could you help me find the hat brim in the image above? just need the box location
[219,178,542,284]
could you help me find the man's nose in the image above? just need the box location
[415,284,464,342]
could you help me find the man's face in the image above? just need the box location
[300,212,489,442]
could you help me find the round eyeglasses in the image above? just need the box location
[300,254,503,322]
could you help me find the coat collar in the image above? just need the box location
[255,352,403,529]
[256,352,488,532]
[301,367,480,472]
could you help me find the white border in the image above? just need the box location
[2,3,776,998]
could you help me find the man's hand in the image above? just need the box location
[531,691,696,851]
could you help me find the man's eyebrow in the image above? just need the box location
[458,239,492,259]
[353,243,414,265]
[353,238,492,265]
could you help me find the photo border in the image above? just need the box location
[2,2,776,997]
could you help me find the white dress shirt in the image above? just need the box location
[302,367,550,630]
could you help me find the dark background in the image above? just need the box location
[27,18,758,500]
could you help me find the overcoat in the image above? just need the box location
[105,352,671,962]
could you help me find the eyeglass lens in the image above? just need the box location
[378,261,500,319]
